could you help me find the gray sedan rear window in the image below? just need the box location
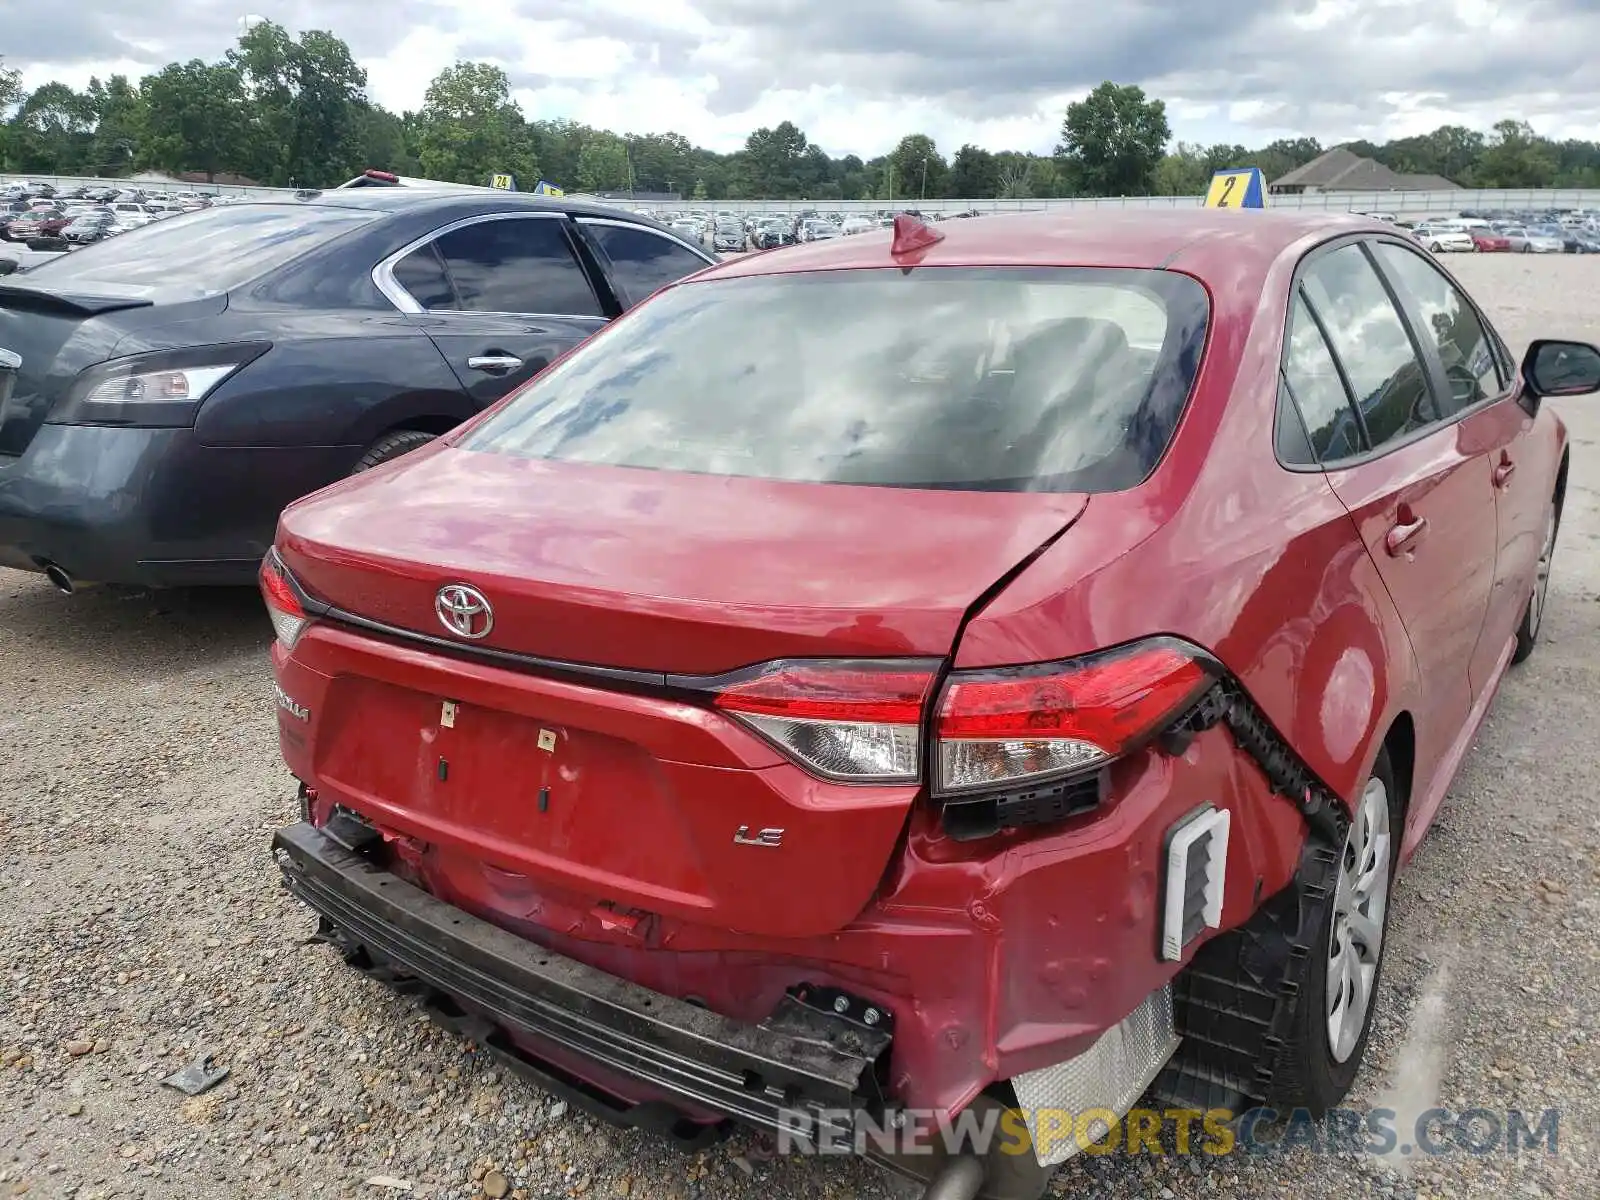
[459,267,1209,493]
[20,204,377,300]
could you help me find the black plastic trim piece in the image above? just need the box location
[272,821,892,1139]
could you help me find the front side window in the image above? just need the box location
[1372,241,1504,410]
[581,222,711,308]
[1301,244,1439,452]
[429,217,602,317]
[459,267,1210,494]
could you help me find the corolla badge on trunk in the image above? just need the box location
[436,584,494,639]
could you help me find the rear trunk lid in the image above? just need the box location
[278,446,1088,671]
[276,448,1088,937]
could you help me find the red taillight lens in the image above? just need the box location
[259,553,308,648]
[935,640,1214,794]
[713,660,938,782]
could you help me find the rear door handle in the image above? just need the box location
[1385,516,1430,556]
[466,355,523,374]
[1493,459,1516,488]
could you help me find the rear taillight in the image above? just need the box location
[259,553,308,648]
[703,639,1216,799]
[934,639,1216,795]
[711,660,939,782]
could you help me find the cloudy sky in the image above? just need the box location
[8,0,1599,159]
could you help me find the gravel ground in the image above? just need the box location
[2,253,1598,1200]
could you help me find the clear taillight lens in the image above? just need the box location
[712,661,938,782]
[259,553,308,649]
[935,640,1215,794]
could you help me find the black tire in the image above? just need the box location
[1512,496,1559,664]
[351,430,438,474]
[1266,748,1399,1115]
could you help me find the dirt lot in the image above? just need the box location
[2,254,1598,1200]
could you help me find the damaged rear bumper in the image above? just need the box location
[271,821,893,1142]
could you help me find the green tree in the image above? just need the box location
[947,144,999,199]
[528,118,588,190]
[228,21,368,186]
[743,121,809,197]
[84,76,144,175]
[691,178,707,200]
[888,134,947,202]
[142,60,249,181]
[414,61,537,186]
[1476,120,1556,189]
[577,131,630,192]
[1252,137,1322,183]
[0,57,20,110]
[1056,81,1170,196]
[354,102,416,175]
[8,83,96,174]
[625,131,692,193]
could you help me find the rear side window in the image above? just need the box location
[17,204,378,301]
[458,267,1210,494]
[1280,292,1365,464]
[390,242,456,309]
[1371,241,1504,410]
[431,217,601,316]
[581,222,710,308]
[1301,245,1439,452]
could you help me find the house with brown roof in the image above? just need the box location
[1270,147,1459,194]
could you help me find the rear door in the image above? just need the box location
[1279,240,1498,780]
[380,213,613,407]
[573,219,715,310]
[1365,238,1537,691]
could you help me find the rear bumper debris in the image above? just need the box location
[271,820,894,1142]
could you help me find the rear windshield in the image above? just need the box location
[20,203,378,300]
[459,267,1210,493]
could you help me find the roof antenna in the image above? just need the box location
[891,212,944,257]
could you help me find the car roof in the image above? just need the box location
[702,209,1397,280]
[199,189,695,231]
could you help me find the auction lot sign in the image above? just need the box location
[1205,167,1267,209]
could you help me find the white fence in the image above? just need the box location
[9,173,1600,217]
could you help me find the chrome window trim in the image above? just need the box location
[371,209,607,321]
[574,216,717,266]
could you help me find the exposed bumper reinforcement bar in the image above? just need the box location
[271,821,892,1141]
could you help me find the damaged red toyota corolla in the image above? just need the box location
[264,210,1598,1199]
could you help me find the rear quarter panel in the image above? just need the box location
[952,240,1425,814]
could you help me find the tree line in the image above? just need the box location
[1,25,1594,199]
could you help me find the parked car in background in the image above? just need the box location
[0,190,713,591]
[1470,231,1510,252]
[711,222,745,253]
[1503,226,1565,253]
[1412,222,1475,253]
[263,209,1593,1200]
[61,211,120,244]
[3,210,69,243]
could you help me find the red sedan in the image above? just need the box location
[2,209,68,241]
[264,210,1597,1199]
[1472,231,1512,252]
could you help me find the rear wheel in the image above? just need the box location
[1429,241,1443,253]
[1513,499,1558,663]
[351,429,438,474]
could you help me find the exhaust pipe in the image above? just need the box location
[43,563,75,594]
[918,1155,985,1200]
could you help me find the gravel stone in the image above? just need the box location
[0,254,1596,1199]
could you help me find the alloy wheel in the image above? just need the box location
[1326,775,1392,1063]
[1528,507,1557,640]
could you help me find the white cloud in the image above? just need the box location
[8,0,1600,159]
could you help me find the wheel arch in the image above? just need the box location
[1379,712,1416,825]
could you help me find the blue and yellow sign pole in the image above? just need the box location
[1204,168,1266,209]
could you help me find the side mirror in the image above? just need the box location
[1523,339,1600,397]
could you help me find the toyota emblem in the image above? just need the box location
[435,583,494,639]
